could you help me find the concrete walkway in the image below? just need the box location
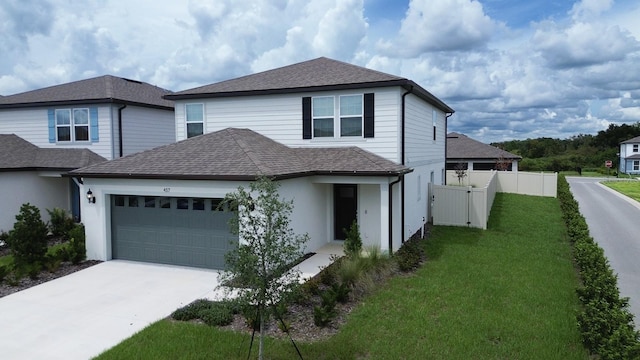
[0,244,342,360]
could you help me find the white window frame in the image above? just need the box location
[633,144,638,153]
[312,94,364,138]
[55,108,89,143]
[432,109,437,141]
[185,103,204,138]
[634,160,640,171]
[339,94,363,137]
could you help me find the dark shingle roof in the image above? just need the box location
[621,136,640,144]
[70,128,411,180]
[447,132,521,160]
[166,57,454,113]
[0,75,174,110]
[0,134,106,171]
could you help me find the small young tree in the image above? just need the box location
[219,177,309,360]
[495,155,512,171]
[7,203,49,269]
[454,162,468,185]
[343,220,362,258]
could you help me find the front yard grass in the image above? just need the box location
[96,193,588,359]
[602,180,640,202]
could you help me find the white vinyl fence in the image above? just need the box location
[434,170,557,229]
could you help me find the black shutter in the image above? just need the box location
[364,93,374,138]
[302,97,312,139]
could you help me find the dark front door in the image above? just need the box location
[334,184,357,240]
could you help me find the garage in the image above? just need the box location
[111,195,237,269]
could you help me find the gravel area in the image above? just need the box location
[0,238,101,298]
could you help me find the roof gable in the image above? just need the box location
[447,132,521,160]
[0,134,106,170]
[166,57,454,113]
[0,76,174,110]
[71,128,410,180]
[621,135,640,144]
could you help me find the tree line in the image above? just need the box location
[491,122,640,173]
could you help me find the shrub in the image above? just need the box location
[171,299,214,321]
[327,282,350,304]
[200,303,235,327]
[7,203,49,268]
[0,264,8,283]
[46,208,75,237]
[394,237,424,272]
[343,220,362,258]
[313,304,336,327]
[67,224,86,264]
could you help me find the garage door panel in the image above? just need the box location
[111,195,237,269]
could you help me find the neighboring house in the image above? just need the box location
[619,136,640,175]
[446,132,521,172]
[0,75,175,231]
[0,134,105,232]
[71,57,454,270]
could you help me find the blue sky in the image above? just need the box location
[1,0,639,143]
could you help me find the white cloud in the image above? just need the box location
[377,0,496,56]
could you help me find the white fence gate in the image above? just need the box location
[434,170,556,229]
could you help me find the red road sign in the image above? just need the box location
[605,160,613,168]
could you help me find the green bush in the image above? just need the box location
[0,264,8,282]
[327,282,350,304]
[67,224,86,264]
[7,203,49,268]
[200,303,235,327]
[343,220,362,258]
[171,299,214,321]
[394,237,424,272]
[46,208,75,237]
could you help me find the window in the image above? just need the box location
[144,197,156,208]
[303,94,374,139]
[185,104,204,138]
[55,108,89,142]
[193,198,205,210]
[177,198,189,210]
[312,97,334,137]
[114,196,125,207]
[634,160,640,171]
[432,110,437,141]
[340,95,363,137]
[159,198,171,209]
[633,144,638,153]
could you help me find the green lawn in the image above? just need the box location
[602,180,640,202]
[96,193,588,360]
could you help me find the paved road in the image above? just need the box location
[567,177,640,325]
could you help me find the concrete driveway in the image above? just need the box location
[0,260,222,360]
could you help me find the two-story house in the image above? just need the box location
[619,136,640,175]
[71,57,454,270]
[0,75,175,231]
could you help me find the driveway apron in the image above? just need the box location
[0,260,221,360]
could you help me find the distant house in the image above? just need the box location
[619,136,640,175]
[71,57,455,269]
[446,132,521,172]
[0,75,175,230]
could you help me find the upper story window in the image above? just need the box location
[633,144,638,153]
[312,97,334,137]
[304,94,372,139]
[48,107,98,144]
[55,108,89,142]
[432,109,437,141]
[339,95,363,137]
[185,103,204,138]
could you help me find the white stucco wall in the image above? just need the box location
[0,171,70,232]
[81,177,333,261]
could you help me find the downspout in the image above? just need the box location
[388,175,402,254]
[400,87,412,243]
[117,104,127,157]
[444,112,454,185]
